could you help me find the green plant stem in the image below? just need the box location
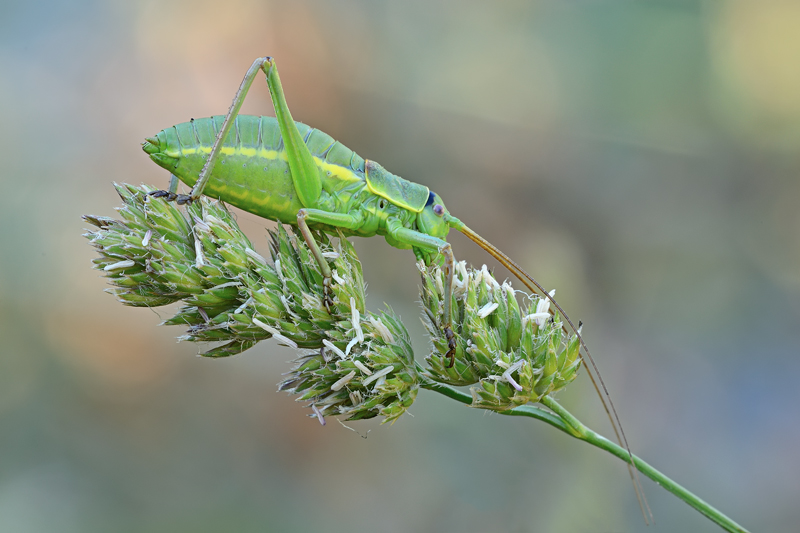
[417,371,750,533]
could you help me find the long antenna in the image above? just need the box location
[448,216,652,523]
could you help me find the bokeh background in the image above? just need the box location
[1,0,798,531]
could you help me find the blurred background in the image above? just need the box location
[1,0,798,531]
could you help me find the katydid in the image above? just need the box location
[143,57,647,513]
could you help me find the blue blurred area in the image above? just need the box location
[1,0,798,531]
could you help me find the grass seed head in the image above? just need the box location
[85,184,419,423]
[420,263,581,410]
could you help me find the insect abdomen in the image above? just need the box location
[153,115,365,172]
[143,115,366,221]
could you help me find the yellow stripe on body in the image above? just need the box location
[175,146,362,183]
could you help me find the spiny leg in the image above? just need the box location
[150,57,322,210]
[441,244,457,367]
[149,58,274,204]
[297,211,334,310]
[188,58,271,202]
[296,208,363,312]
[387,221,457,367]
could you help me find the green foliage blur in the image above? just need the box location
[1,1,797,531]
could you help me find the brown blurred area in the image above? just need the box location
[1,1,798,531]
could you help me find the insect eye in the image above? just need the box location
[433,204,445,217]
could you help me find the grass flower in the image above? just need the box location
[420,261,580,410]
[85,184,417,423]
[83,184,751,532]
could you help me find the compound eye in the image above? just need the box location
[433,204,445,217]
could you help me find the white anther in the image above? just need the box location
[480,265,496,288]
[331,371,356,391]
[192,216,210,233]
[353,360,373,376]
[506,360,524,375]
[532,290,555,327]
[456,261,468,280]
[345,337,359,357]
[311,404,326,426]
[522,313,550,329]
[361,365,393,387]
[503,371,523,392]
[352,299,364,341]
[345,298,365,356]
[323,339,346,360]
[435,273,444,296]
[368,316,394,344]
[104,260,135,271]
[453,261,469,297]
[194,239,205,268]
[233,296,252,315]
[349,390,363,406]
[141,229,152,247]
[252,318,298,349]
[477,302,499,319]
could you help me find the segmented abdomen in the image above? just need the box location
[145,115,366,222]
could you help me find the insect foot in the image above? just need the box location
[419,262,582,410]
[85,184,420,423]
[322,277,334,312]
[148,189,178,201]
[148,189,194,205]
[444,326,457,368]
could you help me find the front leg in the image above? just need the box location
[388,221,458,367]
